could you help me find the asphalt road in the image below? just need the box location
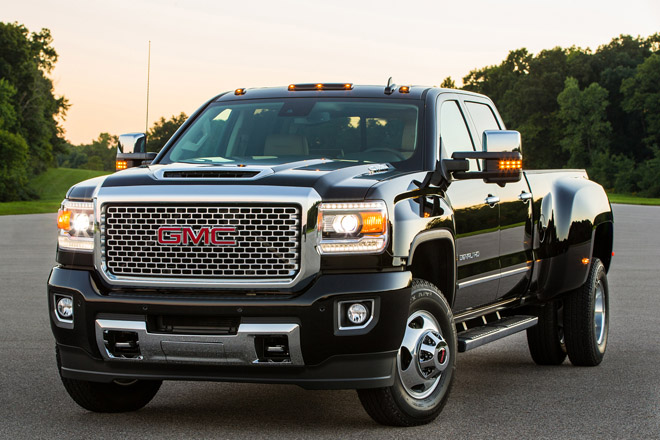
[0,205,658,439]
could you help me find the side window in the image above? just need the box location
[465,102,501,149]
[439,100,477,171]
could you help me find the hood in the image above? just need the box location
[72,160,412,201]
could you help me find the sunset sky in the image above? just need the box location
[4,0,659,145]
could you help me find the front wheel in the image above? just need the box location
[358,279,457,426]
[57,347,161,412]
[563,258,609,366]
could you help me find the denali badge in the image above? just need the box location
[157,226,237,246]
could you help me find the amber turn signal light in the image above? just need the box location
[360,212,386,234]
[116,160,128,170]
[499,159,522,170]
[57,209,71,230]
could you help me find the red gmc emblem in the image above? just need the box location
[157,226,237,246]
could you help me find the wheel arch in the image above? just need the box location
[591,221,614,272]
[531,175,613,301]
[407,229,456,307]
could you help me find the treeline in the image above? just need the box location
[0,22,67,201]
[57,113,187,171]
[460,34,660,196]
[2,20,659,202]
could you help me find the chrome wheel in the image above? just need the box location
[398,310,450,399]
[594,280,606,347]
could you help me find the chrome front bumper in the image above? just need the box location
[95,318,304,366]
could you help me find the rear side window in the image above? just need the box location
[465,102,501,142]
[439,101,478,171]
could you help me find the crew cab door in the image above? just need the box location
[439,96,500,311]
[463,100,533,301]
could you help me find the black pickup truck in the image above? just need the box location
[49,82,613,426]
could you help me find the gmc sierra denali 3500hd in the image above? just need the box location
[49,82,613,426]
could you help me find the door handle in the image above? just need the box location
[518,191,533,203]
[484,195,500,207]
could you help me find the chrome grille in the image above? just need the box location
[103,205,300,279]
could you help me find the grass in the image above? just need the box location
[607,193,660,206]
[0,168,110,216]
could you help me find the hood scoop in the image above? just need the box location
[163,170,260,178]
[155,166,273,180]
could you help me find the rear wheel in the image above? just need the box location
[358,279,456,426]
[563,258,609,366]
[526,300,567,365]
[57,347,161,412]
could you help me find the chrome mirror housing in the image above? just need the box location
[482,130,521,154]
[116,133,156,170]
[118,133,146,154]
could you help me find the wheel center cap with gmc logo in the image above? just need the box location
[157,226,237,246]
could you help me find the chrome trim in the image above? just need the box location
[518,191,533,202]
[53,294,74,325]
[337,299,375,331]
[93,185,321,289]
[457,315,538,352]
[458,266,530,289]
[152,166,274,181]
[454,298,519,323]
[95,318,304,366]
[484,195,500,206]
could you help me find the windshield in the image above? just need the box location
[159,99,422,167]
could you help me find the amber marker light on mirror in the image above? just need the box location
[499,160,522,170]
[116,160,127,170]
[582,258,590,265]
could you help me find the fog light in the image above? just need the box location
[56,297,73,320]
[347,303,368,324]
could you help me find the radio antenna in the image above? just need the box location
[145,40,151,137]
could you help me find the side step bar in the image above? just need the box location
[457,315,538,352]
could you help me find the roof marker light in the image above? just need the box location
[234,88,246,95]
[399,86,410,93]
[288,83,354,91]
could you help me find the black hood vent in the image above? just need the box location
[163,170,260,179]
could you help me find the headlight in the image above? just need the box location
[318,201,388,254]
[57,200,95,251]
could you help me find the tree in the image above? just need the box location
[0,78,31,200]
[147,112,187,152]
[557,77,612,169]
[57,132,118,171]
[621,54,660,150]
[440,77,455,89]
[0,22,68,177]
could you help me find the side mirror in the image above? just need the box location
[443,130,522,184]
[116,133,157,170]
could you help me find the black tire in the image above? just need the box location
[57,347,161,412]
[357,279,457,426]
[526,300,567,365]
[563,258,609,366]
